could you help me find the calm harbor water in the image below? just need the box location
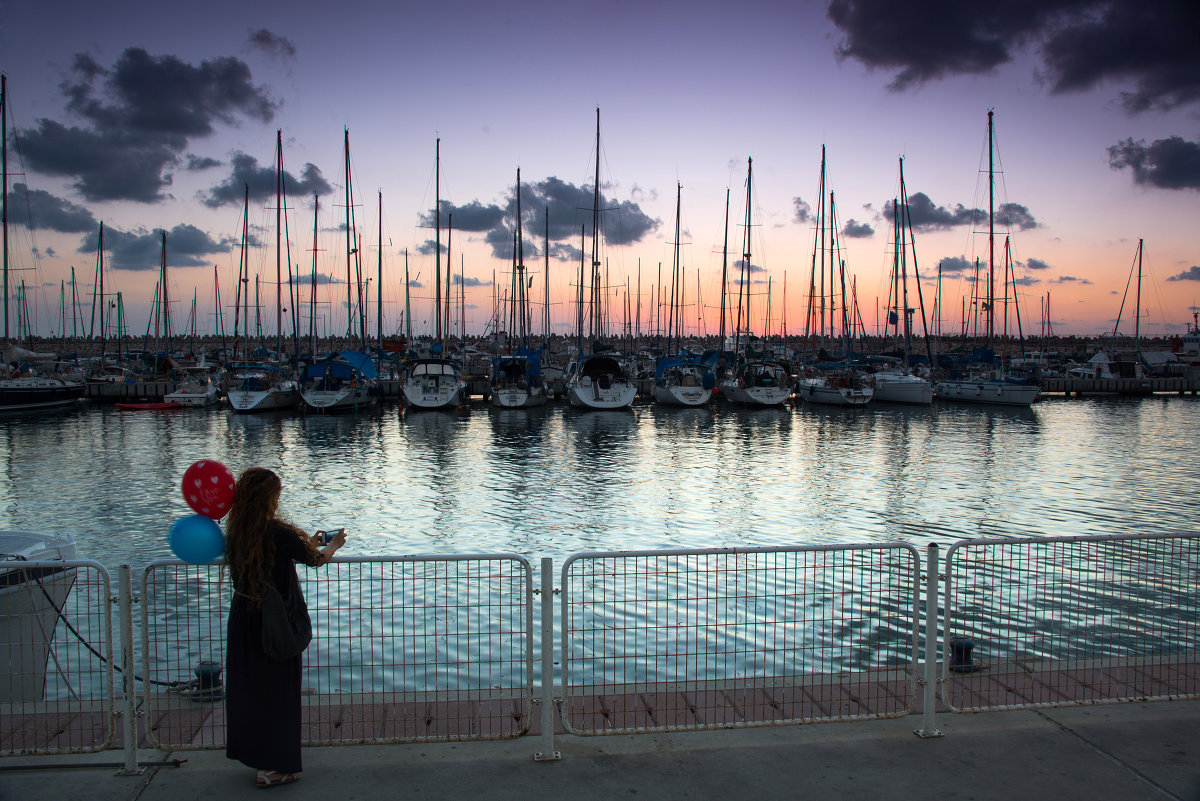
[3,395,1198,572]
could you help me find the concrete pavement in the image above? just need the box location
[2,699,1197,801]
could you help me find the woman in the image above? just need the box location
[223,467,347,788]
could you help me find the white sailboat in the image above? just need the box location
[719,158,792,407]
[564,109,637,411]
[402,139,468,412]
[300,350,379,412]
[872,158,934,405]
[935,110,1039,408]
[490,169,547,409]
[653,184,713,407]
[223,143,299,413]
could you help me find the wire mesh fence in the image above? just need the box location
[141,554,533,750]
[1,560,114,756]
[559,544,922,735]
[942,533,1200,711]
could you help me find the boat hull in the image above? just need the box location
[797,379,873,407]
[566,377,637,409]
[226,386,299,412]
[301,385,377,412]
[652,382,712,406]
[490,387,547,409]
[0,378,85,412]
[935,380,1039,406]
[1,531,78,703]
[870,373,933,405]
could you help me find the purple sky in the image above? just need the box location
[3,0,1199,339]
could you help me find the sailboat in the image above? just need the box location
[564,109,638,410]
[934,111,1039,407]
[652,184,713,406]
[793,147,872,408]
[490,169,547,409]
[719,158,793,407]
[402,138,468,411]
[871,158,934,405]
[0,75,86,412]
[224,143,300,413]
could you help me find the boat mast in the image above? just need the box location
[343,128,355,346]
[669,182,682,353]
[275,130,285,360]
[589,108,603,344]
[734,157,753,355]
[435,138,442,345]
[987,109,995,348]
[719,188,729,347]
[1,74,7,342]
[377,190,383,363]
[310,195,319,357]
[544,208,550,340]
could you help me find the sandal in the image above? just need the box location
[255,770,301,788]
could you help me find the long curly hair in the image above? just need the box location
[224,467,314,601]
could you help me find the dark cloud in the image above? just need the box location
[733,259,765,274]
[1012,276,1040,286]
[247,29,297,60]
[1107,136,1200,190]
[883,191,982,230]
[1167,266,1200,282]
[78,223,228,271]
[1052,275,1094,285]
[827,1,1200,113]
[1025,257,1052,271]
[938,256,974,275]
[883,191,1035,231]
[416,239,446,257]
[453,275,493,287]
[793,197,812,224]
[6,184,96,232]
[20,47,277,203]
[187,154,222,171]
[424,175,659,261]
[1040,3,1200,113]
[842,219,873,238]
[995,202,1038,230]
[203,151,333,207]
[293,272,339,286]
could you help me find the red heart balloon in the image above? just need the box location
[181,460,236,519]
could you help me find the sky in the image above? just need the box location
[2,0,1199,342]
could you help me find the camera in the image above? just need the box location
[316,528,343,545]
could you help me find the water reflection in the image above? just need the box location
[0,398,1195,572]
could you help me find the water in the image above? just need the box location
[3,395,1198,572]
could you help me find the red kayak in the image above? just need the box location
[115,402,183,410]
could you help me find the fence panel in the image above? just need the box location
[1,560,114,756]
[141,554,534,750]
[560,544,921,735]
[942,533,1200,712]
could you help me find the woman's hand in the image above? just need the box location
[316,528,347,565]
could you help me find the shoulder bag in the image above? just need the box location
[260,570,312,660]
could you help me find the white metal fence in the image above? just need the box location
[559,544,923,735]
[941,533,1200,711]
[3,534,1197,762]
[140,554,534,750]
[0,560,114,756]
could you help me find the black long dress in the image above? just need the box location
[225,524,319,773]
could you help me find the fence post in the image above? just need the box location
[117,565,143,774]
[915,543,942,738]
[534,557,561,761]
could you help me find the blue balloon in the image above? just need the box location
[169,515,225,564]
